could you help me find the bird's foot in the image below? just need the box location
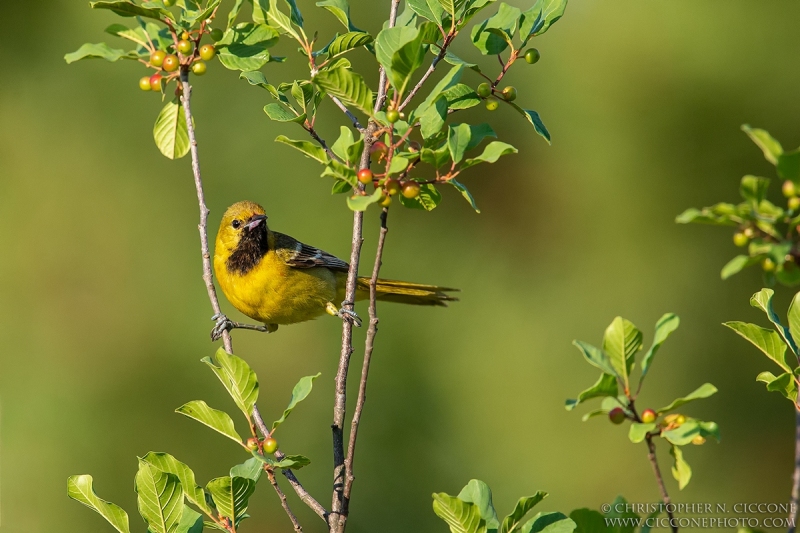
[211,313,234,341]
[326,301,362,327]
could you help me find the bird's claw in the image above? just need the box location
[338,308,362,327]
[211,313,233,341]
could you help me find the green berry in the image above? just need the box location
[164,0,176,5]
[608,407,626,425]
[763,258,776,272]
[379,194,392,208]
[733,232,748,247]
[386,109,400,123]
[485,100,499,111]
[245,438,259,451]
[262,437,279,454]
[162,54,179,72]
[181,31,191,41]
[501,86,517,102]
[401,182,421,199]
[476,82,492,98]
[177,39,193,55]
[210,28,224,41]
[150,50,166,67]
[524,48,541,64]
[385,179,401,196]
[139,76,152,91]
[199,44,216,61]
[784,180,797,198]
[191,61,207,75]
[789,197,800,210]
[641,409,656,424]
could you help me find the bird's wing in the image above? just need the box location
[274,232,350,272]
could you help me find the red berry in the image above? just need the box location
[149,73,163,92]
[385,179,401,196]
[162,54,179,72]
[357,168,373,184]
[641,409,656,424]
[245,438,259,451]
[608,407,626,425]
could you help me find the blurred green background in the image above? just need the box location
[3,0,800,531]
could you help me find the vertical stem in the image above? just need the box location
[266,467,304,533]
[790,405,800,533]
[645,436,678,533]
[330,2,400,531]
[341,209,389,511]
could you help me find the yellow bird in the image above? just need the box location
[211,201,457,339]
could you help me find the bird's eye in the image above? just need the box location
[232,220,241,229]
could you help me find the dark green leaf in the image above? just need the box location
[751,288,799,355]
[519,0,568,43]
[67,476,131,533]
[399,183,442,210]
[521,512,576,533]
[471,3,521,55]
[506,102,551,143]
[786,291,800,356]
[500,493,547,533]
[568,509,607,533]
[313,67,374,115]
[182,0,222,25]
[442,84,482,110]
[565,373,617,411]
[450,180,480,212]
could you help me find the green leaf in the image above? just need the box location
[520,512,576,533]
[757,371,798,401]
[419,96,449,139]
[316,0,360,31]
[471,3,521,55]
[135,461,183,533]
[388,23,440,95]
[441,84,482,110]
[67,475,131,533]
[432,493,487,533]
[230,457,264,482]
[450,180,480,212]
[723,321,793,373]
[572,340,617,378]
[182,0,222,25]
[177,507,203,533]
[240,70,272,90]
[628,422,656,443]
[153,99,190,160]
[253,0,301,40]
[272,373,321,431]
[326,32,373,57]
[602,317,642,390]
[500,492,547,533]
[448,124,472,164]
[462,141,518,169]
[64,43,135,64]
[407,0,445,25]
[519,0,568,42]
[399,183,442,210]
[250,452,312,469]
[720,255,759,279]
[778,150,800,181]
[205,476,257,522]
[414,65,464,120]
[217,23,279,71]
[565,373,617,411]
[457,480,500,530]
[313,67,374,115]
[435,0,467,19]
[740,175,770,205]
[742,124,782,165]
[751,288,799,355]
[568,509,607,533]
[202,348,259,420]
[461,0,497,27]
[227,0,246,28]
[90,1,167,21]
[375,25,419,72]
[141,452,211,515]
[787,291,800,356]
[640,313,680,382]
[656,383,718,415]
[322,159,358,186]
[675,206,739,226]
[175,400,242,443]
[505,102,551,143]
[669,445,692,490]
[264,103,306,123]
[347,189,384,211]
[275,135,329,164]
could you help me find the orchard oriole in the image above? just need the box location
[211,201,457,339]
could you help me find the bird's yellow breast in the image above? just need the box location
[214,250,340,325]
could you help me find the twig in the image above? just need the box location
[398,31,455,111]
[329,95,365,132]
[180,70,324,529]
[329,2,400,532]
[645,435,678,533]
[266,467,304,533]
[790,405,800,533]
[342,209,389,509]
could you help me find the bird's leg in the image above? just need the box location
[326,301,362,327]
[210,313,275,341]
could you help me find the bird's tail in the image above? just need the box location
[356,277,459,307]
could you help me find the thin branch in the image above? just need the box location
[266,467,304,533]
[342,209,389,508]
[329,95,365,131]
[330,2,400,531]
[181,69,324,530]
[253,406,330,522]
[305,123,342,163]
[645,436,678,533]
[398,31,455,111]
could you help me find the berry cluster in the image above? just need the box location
[477,48,540,111]
[138,28,220,94]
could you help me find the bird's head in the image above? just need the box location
[216,201,269,255]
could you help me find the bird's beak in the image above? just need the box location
[244,214,267,231]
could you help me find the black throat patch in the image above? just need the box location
[226,225,269,275]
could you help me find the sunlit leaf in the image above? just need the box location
[67,476,131,533]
